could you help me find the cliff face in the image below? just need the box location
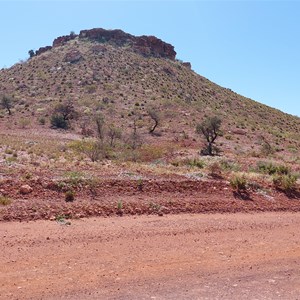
[79,28,176,60]
[34,28,176,60]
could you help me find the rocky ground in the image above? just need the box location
[1,212,300,299]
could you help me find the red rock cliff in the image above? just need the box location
[34,28,176,60]
[79,28,176,60]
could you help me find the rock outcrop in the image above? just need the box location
[35,46,52,56]
[53,34,77,47]
[133,35,176,60]
[182,62,192,69]
[63,50,83,63]
[91,44,107,54]
[34,28,176,60]
[79,28,176,60]
[79,28,132,46]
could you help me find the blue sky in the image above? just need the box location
[1,0,299,117]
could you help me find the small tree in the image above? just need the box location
[258,135,274,157]
[196,116,222,156]
[94,113,105,142]
[28,50,35,58]
[51,114,68,129]
[107,125,122,147]
[128,117,143,150]
[70,139,104,162]
[0,95,14,115]
[51,100,77,129]
[148,108,160,134]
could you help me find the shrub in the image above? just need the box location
[51,100,77,129]
[273,174,298,192]
[137,179,143,191]
[39,117,46,125]
[116,200,123,216]
[185,158,205,169]
[208,161,222,178]
[117,200,123,210]
[64,171,85,187]
[69,139,107,161]
[65,190,75,202]
[260,141,274,156]
[51,114,68,129]
[0,196,12,206]
[257,161,290,175]
[230,175,247,191]
[220,159,240,171]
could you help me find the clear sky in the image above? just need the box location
[1,0,299,117]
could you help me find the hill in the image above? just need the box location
[0,28,299,221]
[0,28,299,153]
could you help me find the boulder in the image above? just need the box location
[20,185,33,195]
[64,50,83,63]
[182,62,192,69]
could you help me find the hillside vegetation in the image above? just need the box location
[0,29,299,221]
[0,29,299,150]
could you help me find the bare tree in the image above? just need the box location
[148,108,160,134]
[94,113,105,142]
[196,116,222,156]
[107,125,122,147]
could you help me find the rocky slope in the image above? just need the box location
[0,28,299,156]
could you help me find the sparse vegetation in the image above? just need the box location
[230,174,247,191]
[273,174,298,192]
[256,161,290,175]
[208,161,222,178]
[0,196,12,206]
[0,27,299,222]
[69,139,106,162]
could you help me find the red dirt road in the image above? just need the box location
[1,212,300,299]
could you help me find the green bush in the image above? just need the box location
[185,158,205,169]
[220,159,240,171]
[65,190,75,202]
[257,161,290,175]
[39,117,46,125]
[51,114,68,129]
[273,174,298,192]
[0,196,12,206]
[69,139,108,162]
[230,175,247,191]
